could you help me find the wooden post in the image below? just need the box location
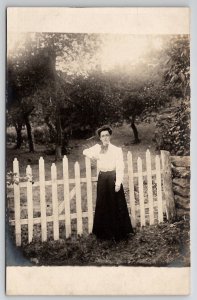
[155,155,163,223]
[146,150,154,225]
[127,152,136,227]
[161,150,176,221]
[75,162,83,235]
[86,157,93,233]
[13,158,21,246]
[51,163,59,240]
[39,157,47,241]
[137,157,145,227]
[96,160,99,178]
[63,156,71,238]
[26,165,33,243]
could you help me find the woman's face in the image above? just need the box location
[100,130,111,145]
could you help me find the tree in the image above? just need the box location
[112,35,189,143]
[7,33,101,157]
[7,38,59,152]
[107,59,168,143]
[68,69,122,136]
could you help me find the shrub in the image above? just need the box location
[7,125,51,145]
[6,127,16,143]
[33,125,51,144]
[6,126,28,143]
[155,97,190,156]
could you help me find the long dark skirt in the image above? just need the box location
[92,171,133,241]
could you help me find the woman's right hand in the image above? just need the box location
[92,154,100,161]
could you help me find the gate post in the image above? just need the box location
[161,150,176,222]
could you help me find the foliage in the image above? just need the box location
[155,97,190,156]
[6,33,190,151]
[154,35,190,156]
[6,171,34,185]
[20,219,190,266]
[7,33,102,153]
[69,70,122,134]
[120,35,190,125]
[6,126,28,144]
[163,35,190,98]
[33,125,51,144]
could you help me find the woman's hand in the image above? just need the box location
[90,155,100,167]
[92,154,100,161]
[115,185,121,192]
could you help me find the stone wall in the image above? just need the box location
[171,156,190,219]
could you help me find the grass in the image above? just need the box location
[20,219,190,267]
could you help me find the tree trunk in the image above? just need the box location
[62,130,69,155]
[14,122,23,149]
[44,116,56,143]
[24,115,35,153]
[130,115,140,144]
[55,115,62,160]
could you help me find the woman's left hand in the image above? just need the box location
[115,185,120,192]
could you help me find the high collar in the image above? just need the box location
[101,142,111,148]
[100,142,111,154]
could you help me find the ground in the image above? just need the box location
[20,219,190,267]
[6,122,190,266]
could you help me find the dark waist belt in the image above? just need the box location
[99,169,115,173]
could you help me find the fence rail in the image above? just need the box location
[7,150,174,246]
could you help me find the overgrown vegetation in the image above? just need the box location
[155,97,190,155]
[20,219,190,266]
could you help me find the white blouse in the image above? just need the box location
[83,142,124,186]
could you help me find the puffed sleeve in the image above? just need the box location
[115,147,125,186]
[83,144,100,159]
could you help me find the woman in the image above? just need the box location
[83,125,133,241]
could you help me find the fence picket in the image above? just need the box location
[86,157,93,233]
[26,165,33,243]
[13,158,21,246]
[156,155,163,223]
[39,157,47,241]
[63,156,71,238]
[127,152,136,227]
[96,161,99,178]
[146,150,154,225]
[51,163,59,240]
[137,157,145,227]
[9,150,170,245]
[75,162,83,235]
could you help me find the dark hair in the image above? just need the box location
[96,125,113,137]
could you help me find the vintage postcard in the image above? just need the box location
[6,7,190,295]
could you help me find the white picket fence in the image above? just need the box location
[7,150,173,246]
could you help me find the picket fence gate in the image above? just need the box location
[7,150,174,246]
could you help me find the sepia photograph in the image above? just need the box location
[6,7,190,295]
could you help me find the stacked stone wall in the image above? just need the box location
[171,156,190,219]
